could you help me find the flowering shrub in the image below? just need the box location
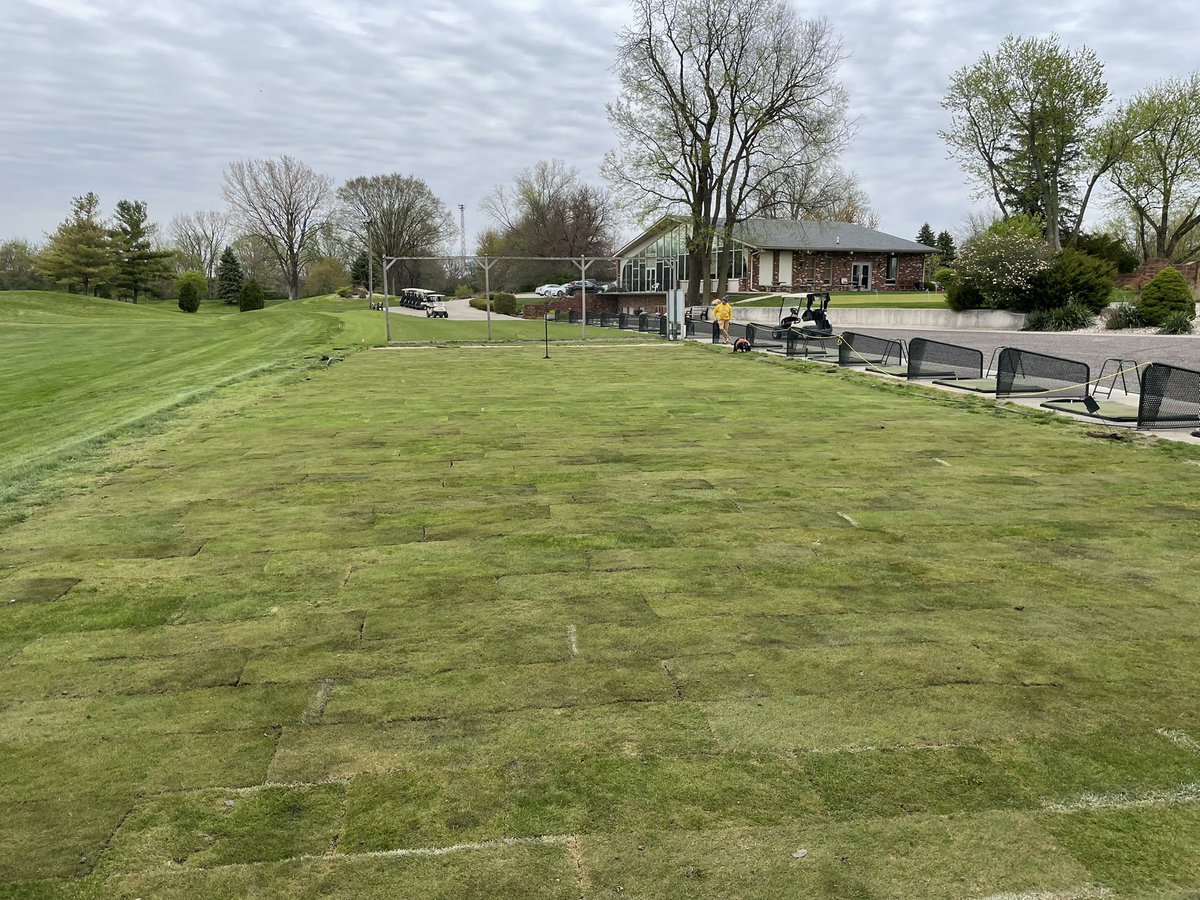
[951,231,1051,310]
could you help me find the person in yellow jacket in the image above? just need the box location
[713,298,733,343]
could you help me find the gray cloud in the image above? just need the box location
[3,0,1197,248]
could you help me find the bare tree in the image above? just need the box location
[170,210,228,296]
[605,0,849,303]
[223,156,334,300]
[337,173,453,291]
[754,161,877,226]
[482,160,616,288]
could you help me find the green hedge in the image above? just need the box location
[1137,267,1194,325]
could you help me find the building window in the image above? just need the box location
[886,255,898,284]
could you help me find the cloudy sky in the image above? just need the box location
[3,0,1196,248]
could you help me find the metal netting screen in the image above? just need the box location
[1138,362,1200,429]
[640,314,667,335]
[600,312,620,328]
[995,348,1089,398]
[685,318,718,342]
[785,330,837,358]
[907,338,984,380]
[585,311,602,326]
[568,310,580,324]
[746,324,786,353]
[838,332,903,366]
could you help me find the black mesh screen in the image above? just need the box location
[785,330,838,358]
[568,310,580,324]
[1138,362,1200,429]
[600,312,619,328]
[586,311,602,326]
[838,332,903,366]
[640,314,667,335]
[907,338,984,380]
[995,348,1089,398]
[724,321,751,343]
[747,324,786,352]
[684,319,718,342]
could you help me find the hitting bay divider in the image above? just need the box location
[838,332,906,371]
[585,312,669,336]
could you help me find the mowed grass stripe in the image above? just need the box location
[2,335,1200,895]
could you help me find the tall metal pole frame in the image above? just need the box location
[364,219,374,308]
[382,257,394,343]
[378,253,615,345]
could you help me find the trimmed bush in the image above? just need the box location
[176,270,205,313]
[1104,304,1146,330]
[238,279,265,312]
[490,292,519,316]
[1023,248,1116,313]
[1158,311,1195,335]
[1137,266,1195,326]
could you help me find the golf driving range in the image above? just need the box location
[2,293,1200,898]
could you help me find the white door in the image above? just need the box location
[851,262,871,290]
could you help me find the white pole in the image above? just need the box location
[579,256,587,340]
[383,258,391,343]
[484,257,492,342]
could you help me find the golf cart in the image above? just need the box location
[424,295,448,318]
[767,292,833,339]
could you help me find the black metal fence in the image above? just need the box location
[785,330,839,359]
[1138,362,1200,429]
[906,338,984,381]
[838,332,905,367]
[995,348,1089,399]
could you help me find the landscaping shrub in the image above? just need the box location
[238,279,265,311]
[1157,310,1195,335]
[1023,248,1116,313]
[1023,302,1094,332]
[176,270,205,313]
[950,228,1050,310]
[1104,304,1146,330]
[1136,266,1195,325]
[490,292,518,316]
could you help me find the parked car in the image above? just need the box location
[563,280,601,296]
[426,299,448,319]
[535,284,564,297]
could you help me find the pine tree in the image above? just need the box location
[916,223,936,247]
[935,230,958,263]
[110,200,175,303]
[216,246,245,304]
[238,279,265,311]
[38,192,110,295]
[350,251,369,289]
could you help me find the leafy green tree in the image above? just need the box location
[216,246,244,304]
[1024,248,1116,313]
[109,200,175,303]
[935,230,957,263]
[1108,74,1200,261]
[916,223,936,247]
[302,256,349,297]
[38,192,110,295]
[1137,266,1195,325]
[238,279,265,311]
[941,35,1121,250]
[176,270,205,313]
[0,240,52,290]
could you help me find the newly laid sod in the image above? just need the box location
[2,305,1200,896]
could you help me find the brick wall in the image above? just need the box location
[520,294,623,319]
[740,252,928,292]
[1116,258,1200,294]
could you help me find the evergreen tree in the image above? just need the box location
[216,246,245,304]
[350,251,369,288]
[916,223,936,247]
[177,270,205,313]
[109,199,174,303]
[38,192,110,295]
[238,279,265,311]
[935,230,958,263]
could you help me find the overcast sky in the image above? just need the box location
[3,0,1197,248]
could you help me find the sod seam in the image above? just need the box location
[974,886,1110,900]
[567,624,579,658]
[1042,782,1200,813]
[1158,727,1200,754]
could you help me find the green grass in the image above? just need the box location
[2,292,1200,896]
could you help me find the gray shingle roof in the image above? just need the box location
[733,219,935,254]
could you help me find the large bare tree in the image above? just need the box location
[169,210,228,296]
[223,156,334,300]
[753,161,877,228]
[337,174,453,291]
[605,0,849,303]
